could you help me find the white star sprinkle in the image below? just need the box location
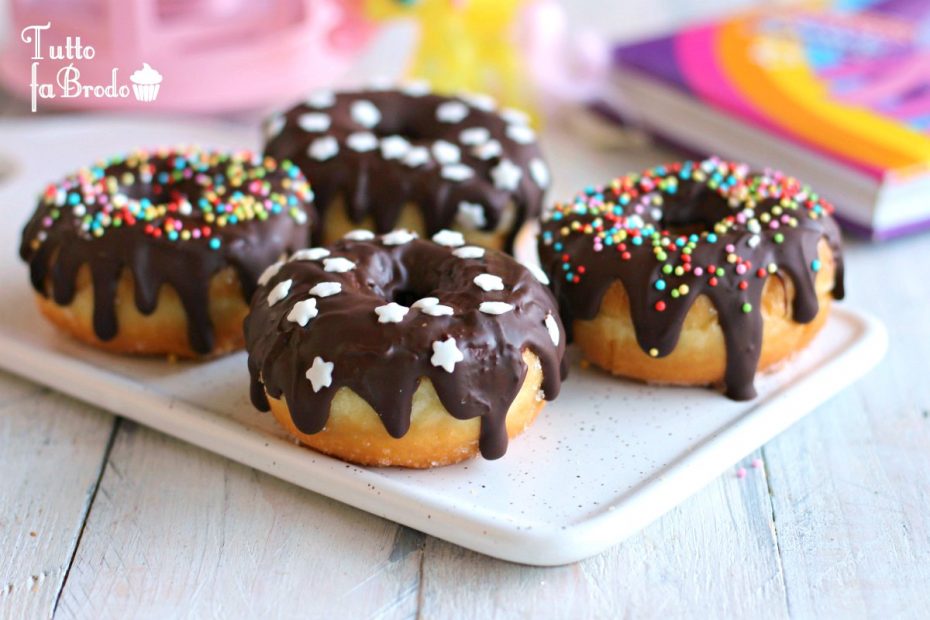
[351,99,381,128]
[442,164,474,182]
[287,297,318,326]
[472,140,502,160]
[431,140,461,164]
[257,261,283,286]
[474,273,504,291]
[323,257,356,273]
[344,229,375,241]
[431,337,464,373]
[460,92,496,111]
[459,127,490,145]
[298,112,331,132]
[453,246,485,259]
[422,303,454,316]
[403,146,430,168]
[455,201,486,229]
[479,301,514,315]
[305,356,334,392]
[366,76,392,91]
[526,263,550,285]
[491,159,523,191]
[347,132,378,152]
[374,302,409,323]
[265,115,285,139]
[436,101,469,123]
[401,80,431,97]
[308,136,339,161]
[507,125,535,145]
[309,282,342,297]
[306,90,335,108]
[431,229,465,247]
[530,158,550,188]
[290,247,330,261]
[545,313,560,346]
[382,229,417,245]
[267,279,292,306]
[380,135,411,160]
[411,297,439,310]
[501,107,530,125]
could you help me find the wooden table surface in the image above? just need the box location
[2,2,930,618]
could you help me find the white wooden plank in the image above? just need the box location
[419,449,789,618]
[55,421,422,619]
[0,372,115,619]
[762,237,930,618]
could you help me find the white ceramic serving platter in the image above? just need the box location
[0,118,888,566]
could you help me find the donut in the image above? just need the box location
[262,83,550,251]
[244,228,567,467]
[20,147,314,357]
[538,157,845,400]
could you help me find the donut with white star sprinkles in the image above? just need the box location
[263,82,550,252]
[538,157,845,400]
[20,146,314,357]
[244,229,567,467]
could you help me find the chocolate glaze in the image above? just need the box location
[244,234,567,460]
[20,148,313,354]
[263,87,549,249]
[538,158,845,400]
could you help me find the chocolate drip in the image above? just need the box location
[20,149,313,354]
[263,88,548,249]
[244,237,567,460]
[539,159,845,400]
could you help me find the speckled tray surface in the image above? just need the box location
[0,118,888,565]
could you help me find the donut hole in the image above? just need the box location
[659,190,733,235]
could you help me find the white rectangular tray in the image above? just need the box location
[0,118,888,565]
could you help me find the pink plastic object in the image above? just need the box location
[0,0,373,112]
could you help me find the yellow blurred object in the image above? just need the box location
[365,0,539,124]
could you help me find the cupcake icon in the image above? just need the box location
[130,63,162,102]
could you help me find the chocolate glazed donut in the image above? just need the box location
[262,84,550,250]
[245,230,567,460]
[20,147,313,355]
[539,158,845,400]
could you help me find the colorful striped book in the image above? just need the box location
[609,0,930,239]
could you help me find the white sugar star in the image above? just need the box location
[347,132,378,152]
[501,107,530,126]
[309,282,342,297]
[401,80,431,97]
[545,313,560,346]
[459,127,490,145]
[441,164,474,182]
[323,257,356,273]
[351,99,381,128]
[306,90,335,108]
[455,201,486,229]
[436,101,469,123]
[267,279,292,306]
[290,247,330,262]
[411,297,439,310]
[287,297,318,327]
[431,229,465,247]
[344,229,375,241]
[473,140,502,160]
[431,337,464,373]
[403,146,430,168]
[298,112,331,132]
[308,136,339,161]
[374,302,409,323]
[453,246,485,259]
[382,229,418,245]
[479,301,514,315]
[474,273,504,292]
[380,135,411,160]
[460,92,496,111]
[257,261,283,286]
[422,303,454,317]
[305,356,334,392]
[431,140,460,164]
[530,158,550,189]
[491,159,523,191]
